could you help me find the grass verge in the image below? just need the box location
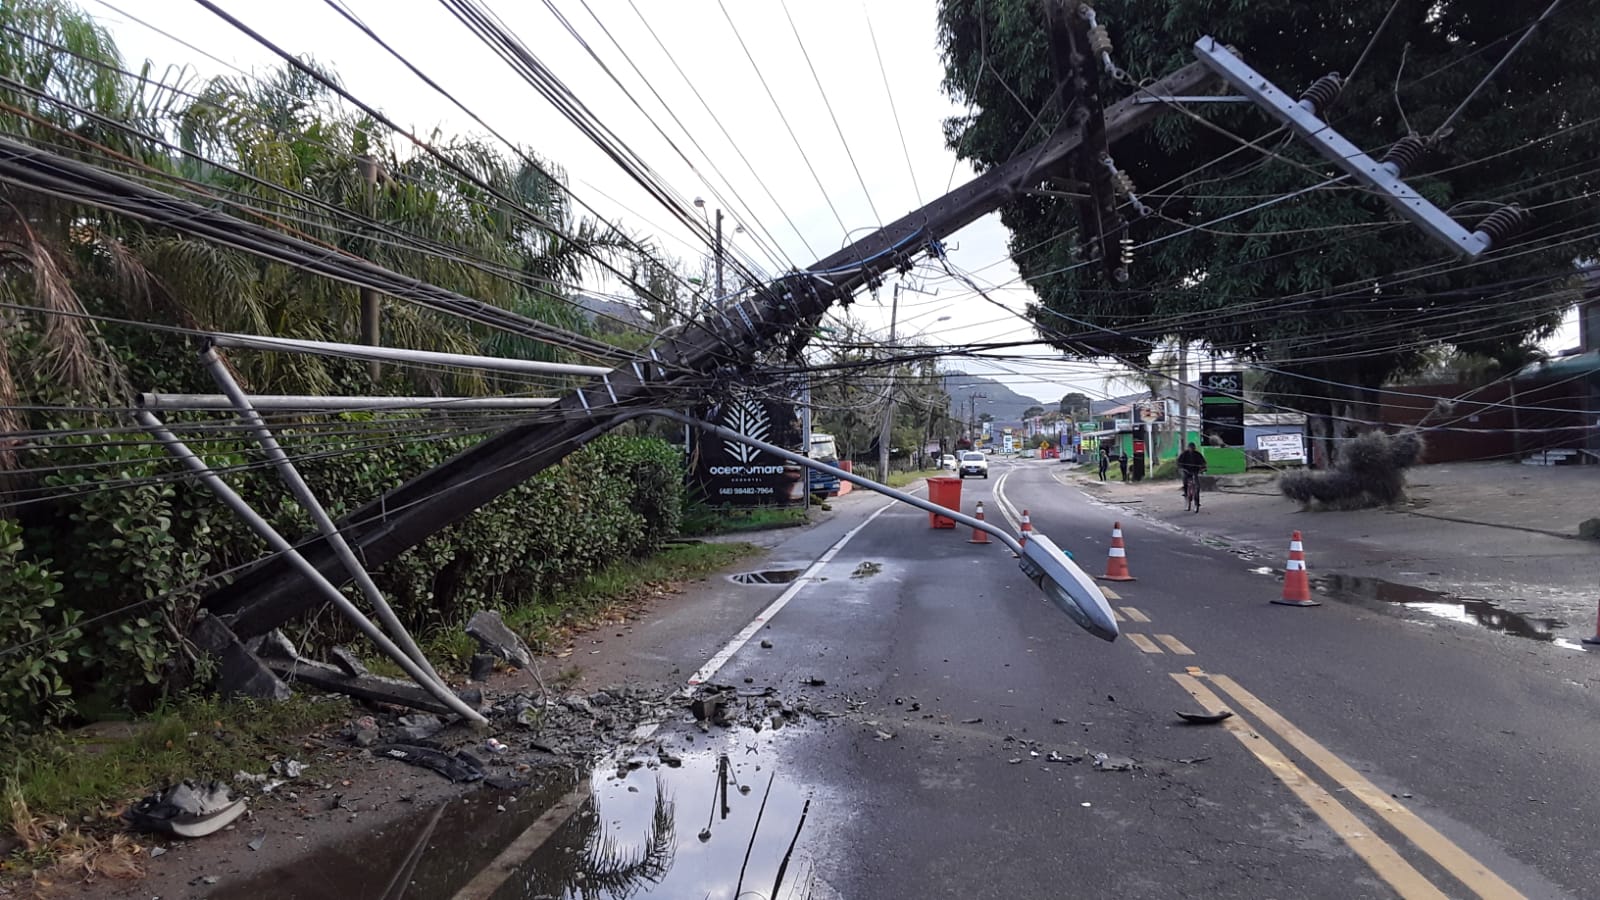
[4,693,347,876]
[409,541,762,671]
[680,503,810,537]
[886,468,945,488]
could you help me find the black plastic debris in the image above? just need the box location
[377,744,486,783]
[1175,710,1234,725]
[124,781,246,838]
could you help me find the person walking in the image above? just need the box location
[1177,442,1208,511]
[1097,446,1110,481]
[1116,448,1129,482]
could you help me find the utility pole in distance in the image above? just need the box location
[357,156,382,382]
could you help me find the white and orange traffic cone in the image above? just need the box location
[1272,530,1320,607]
[1019,509,1033,548]
[968,501,992,544]
[1099,521,1136,582]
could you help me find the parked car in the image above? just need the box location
[958,451,989,479]
[939,454,957,471]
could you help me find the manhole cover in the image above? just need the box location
[731,569,803,585]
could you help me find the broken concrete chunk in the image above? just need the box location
[328,647,368,678]
[465,610,533,669]
[1092,752,1138,772]
[189,614,292,703]
[395,714,445,742]
[253,629,300,661]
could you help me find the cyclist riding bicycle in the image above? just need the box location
[1177,442,1207,512]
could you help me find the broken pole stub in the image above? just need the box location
[465,610,533,669]
[190,612,292,702]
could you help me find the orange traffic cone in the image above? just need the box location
[1019,509,1033,548]
[1099,521,1136,582]
[968,501,992,544]
[1272,531,1320,607]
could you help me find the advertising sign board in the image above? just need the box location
[690,394,807,506]
[1199,370,1245,447]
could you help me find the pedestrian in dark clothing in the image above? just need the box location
[1097,447,1109,481]
[1117,451,1128,481]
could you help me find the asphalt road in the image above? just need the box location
[221,457,1600,900]
[528,456,1600,900]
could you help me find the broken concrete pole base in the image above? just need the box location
[465,610,533,669]
[190,613,292,702]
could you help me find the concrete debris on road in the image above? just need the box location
[465,609,534,669]
[1092,752,1139,772]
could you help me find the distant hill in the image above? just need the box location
[941,373,1047,422]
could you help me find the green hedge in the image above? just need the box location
[0,421,682,732]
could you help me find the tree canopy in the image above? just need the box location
[937,0,1600,428]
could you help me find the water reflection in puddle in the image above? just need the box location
[210,735,823,900]
[494,740,818,899]
[1313,573,1583,648]
[730,569,804,585]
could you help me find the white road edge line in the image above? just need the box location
[687,497,901,686]
[993,470,1022,532]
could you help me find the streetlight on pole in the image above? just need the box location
[694,198,744,307]
[878,310,950,480]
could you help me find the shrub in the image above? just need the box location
[4,418,684,729]
[1279,430,1425,510]
[0,519,78,734]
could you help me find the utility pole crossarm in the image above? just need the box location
[203,60,1218,636]
[1191,37,1519,258]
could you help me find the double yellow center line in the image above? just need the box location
[1174,668,1524,900]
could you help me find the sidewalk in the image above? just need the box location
[1064,461,1600,635]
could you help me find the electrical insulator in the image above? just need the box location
[1089,25,1113,56]
[1472,205,1531,247]
[1379,135,1430,176]
[1298,72,1343,114]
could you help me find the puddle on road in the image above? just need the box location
[501,742,819,899]
[730,569,803,585]
[214,737,821,900]
[1312,573,1584,649]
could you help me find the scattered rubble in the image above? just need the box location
[329,647,369,678]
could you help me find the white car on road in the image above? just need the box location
[957,451,989,479]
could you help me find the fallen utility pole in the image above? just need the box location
[206,59,1216,638]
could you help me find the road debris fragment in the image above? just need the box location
[1175,710,1234,725]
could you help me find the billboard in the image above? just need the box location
[1199,370,1245,447]
[690,394,807,507]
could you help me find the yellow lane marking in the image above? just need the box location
[1206,674,1525,900]
[1101,586,1122,601]
[1120,607,1150,623]
[1112,609,1126,623]
[1154,634,1194,655]
[1126,633,1162,654]
[1170,674,1448,900]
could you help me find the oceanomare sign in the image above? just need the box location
[690,394,807,506]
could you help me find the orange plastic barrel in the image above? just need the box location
[926,476,963,528]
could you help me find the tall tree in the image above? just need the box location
[937,0,1600,448]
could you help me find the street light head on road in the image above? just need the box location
[1018,534,1120,642]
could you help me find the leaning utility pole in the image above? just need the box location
[201,20,1217,637]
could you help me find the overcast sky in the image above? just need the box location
[85,0,1580,405]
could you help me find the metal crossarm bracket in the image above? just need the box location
[1192,36,1502,258]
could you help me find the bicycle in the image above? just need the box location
[1182,469,1203,512]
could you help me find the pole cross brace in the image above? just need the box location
[1192,36,1504,258]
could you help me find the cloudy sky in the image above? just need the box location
[83,0,1580,405]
